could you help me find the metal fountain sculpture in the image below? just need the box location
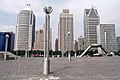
[43,6,53,75]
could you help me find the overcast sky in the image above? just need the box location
[0,0,120,50]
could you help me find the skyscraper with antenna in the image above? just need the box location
[14,5,35,51]
[84,7,100,49]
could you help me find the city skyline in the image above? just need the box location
[0,0,120,50]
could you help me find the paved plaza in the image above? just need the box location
[0,56,120,80]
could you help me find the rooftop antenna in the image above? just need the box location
[26,3,31,7]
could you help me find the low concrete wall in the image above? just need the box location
[0,53,16,60]
[0,53,4,60]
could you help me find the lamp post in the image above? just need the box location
[25,41,28,57]
[74,40,77,58]
[16,47,19,60]
[43,6,53,75]
[68,31,71,61]
[4,34,9,61]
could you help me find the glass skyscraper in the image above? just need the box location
[84,7,100,49]
[14,7,35,51]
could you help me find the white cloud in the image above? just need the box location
[0,24,15,33]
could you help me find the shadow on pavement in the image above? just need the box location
[50,66,71,74]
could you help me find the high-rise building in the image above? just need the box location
[0,32,15,51]
[116,37,120,52]
[58,9,74,53]
[97,24,117,53]
[14,7,35,51]
[34,28,52,51]
[34,29,44,51]
[78,36,85,50]
[55,38,58,51]
[84,7,100,49]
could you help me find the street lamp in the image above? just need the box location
[25,41,28,57]
[4,34,9,61]
[67,31,71,61]
[74,40,77,58]
[43,6,53,75]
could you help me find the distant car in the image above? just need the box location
[32,54,40,57]
[32,54,44,57]
[107,54,112,57]
[92,53,103,57]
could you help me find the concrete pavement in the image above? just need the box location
[0,57,120,80]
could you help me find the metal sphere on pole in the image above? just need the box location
[67,31,71,61]
[4,34,9,61]
[43,6,53,75]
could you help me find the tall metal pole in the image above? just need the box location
[43,6,53,75]
[4,34,9,61]
[46,15,50,58]
[74,40,77,58]
[105,32,107,51]
[16,50,18,59]
[25,41,28,57]
[68,31,71,61]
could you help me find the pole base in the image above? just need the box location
[43,57,50,75]
[68,53,71,61]
[4,53,6,61]
[62,52,64,57]
[75,53,77,57]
